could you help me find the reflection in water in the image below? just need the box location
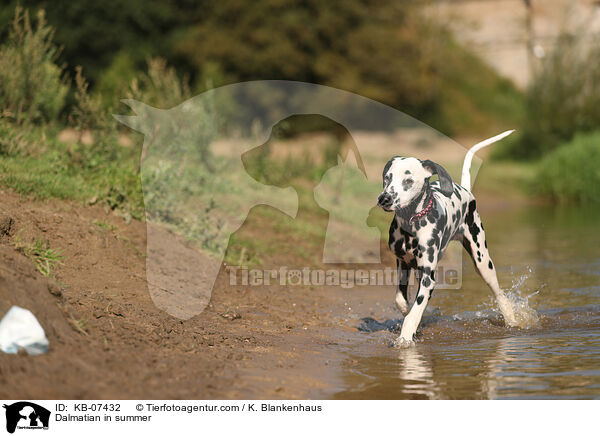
[482,336,510,400]
[336,309,600,399]
[334,204,600,400]
[397,347,436,399]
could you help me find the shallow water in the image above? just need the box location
[333,204,600,399]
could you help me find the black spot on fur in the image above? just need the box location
[465,200,481,243]
[394,240,405,257]
[462,238,472,257]
[423,276,431,287]
[416,295,424,305]
[488,260,493,269]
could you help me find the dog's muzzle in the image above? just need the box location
[378,192,393,210]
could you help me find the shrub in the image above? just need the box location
[95,51,139,109]
[495,32,600,160]
[535,131,600,203]
[126,57,191,109]
[0,7,68,123]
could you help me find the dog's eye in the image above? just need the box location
[402,179,413,187]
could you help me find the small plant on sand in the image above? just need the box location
[13,236,64,276]
[68,317,89,336]
[93,220,117,231]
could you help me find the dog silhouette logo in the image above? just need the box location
[3,402,50,433]
[115,80,475,319]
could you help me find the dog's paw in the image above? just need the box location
[394,294,409,316]
[394,337,416,348]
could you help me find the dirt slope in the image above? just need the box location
[0,189,347,399]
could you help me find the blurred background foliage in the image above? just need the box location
[0,0,598,209]
[0,0,522,135]
[493,31,600,160]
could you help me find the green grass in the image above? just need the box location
[534,131,600,203]
[0,121,144,220]
[93,220,117,231]
[13,236,63,276]
[0,153,95,200]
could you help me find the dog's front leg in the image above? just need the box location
[395,258,411,316]
[396,262,436,347]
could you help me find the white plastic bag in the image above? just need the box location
[0,306,49,355]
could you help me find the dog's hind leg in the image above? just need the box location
[395,258,411,316]
[461,201,518,326]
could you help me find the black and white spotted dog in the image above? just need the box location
[377,131,518,346]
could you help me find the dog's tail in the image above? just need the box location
[461,130,515,191]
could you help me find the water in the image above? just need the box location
[332,204,600,399]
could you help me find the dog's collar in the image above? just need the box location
[409,195,434,223]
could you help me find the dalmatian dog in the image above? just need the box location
[377,130,518,347]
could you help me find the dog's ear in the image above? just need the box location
[422,160,453,197]
[382,159,393,186]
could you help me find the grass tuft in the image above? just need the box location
[13,236,63,276]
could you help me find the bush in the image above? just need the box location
[173,0,522,136]
[495,33,600,160]
[0,7,68,123]
[95,51,138,109]
[126,57,191,109]
[535,131,600,203]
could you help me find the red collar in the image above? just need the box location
[410,195,434,223]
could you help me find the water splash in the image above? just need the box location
[503,266,541,328]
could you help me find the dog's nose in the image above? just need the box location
[378,192,392,208]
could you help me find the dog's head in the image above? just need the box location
[377,157,453,212]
